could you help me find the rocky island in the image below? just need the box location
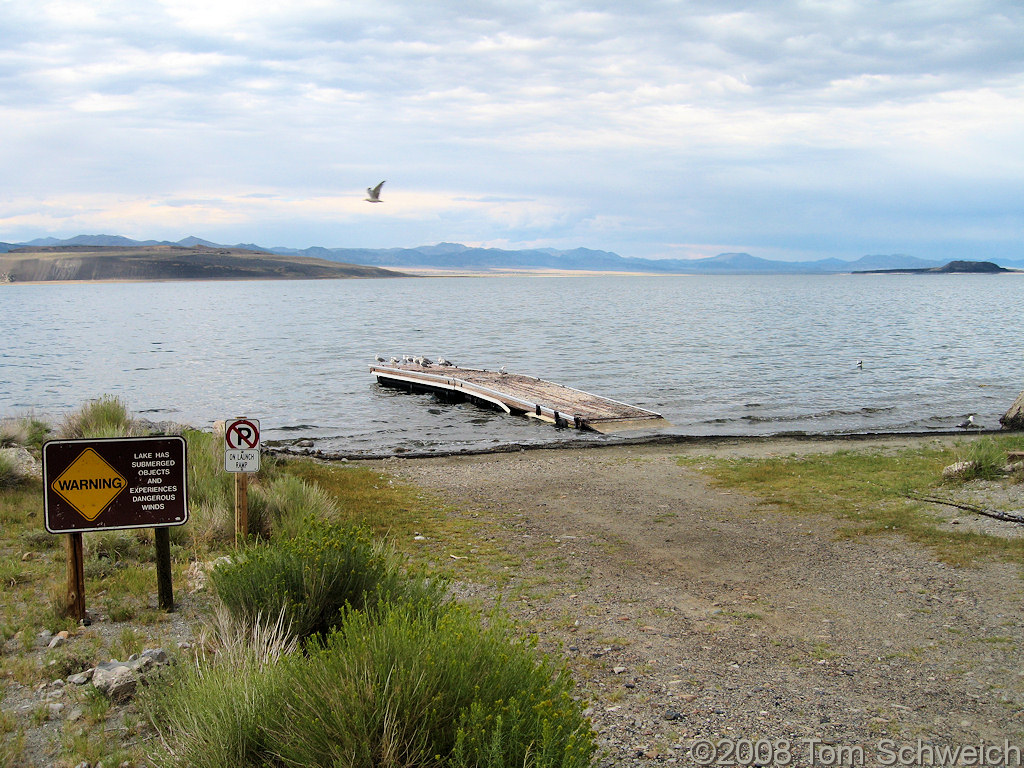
[854,259,1018,275]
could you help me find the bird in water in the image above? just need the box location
[365,181,385,203]
[957,415,980,429]
[857,360,863,369]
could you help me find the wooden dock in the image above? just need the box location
[370,362,670,433]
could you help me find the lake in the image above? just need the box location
[3,274,1022,455]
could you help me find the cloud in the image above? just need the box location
[0,0,1021,260]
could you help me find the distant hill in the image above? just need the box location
[4,235,1023,274]
[0,244,402,283]
[267,242,954,274]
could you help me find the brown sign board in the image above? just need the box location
[43,436,188,534]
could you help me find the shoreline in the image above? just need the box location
[268,426,1016,462]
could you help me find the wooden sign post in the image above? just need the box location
[224,418,260,547]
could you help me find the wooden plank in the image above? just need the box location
[370,363,669,433]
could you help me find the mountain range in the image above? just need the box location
[3,234,1022,274]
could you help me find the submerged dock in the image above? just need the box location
[370,361,670,433]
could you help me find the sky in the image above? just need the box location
[1,0,1022,262]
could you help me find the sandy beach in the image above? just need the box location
[377,434,1024,766]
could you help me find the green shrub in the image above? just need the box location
[146,602,595,768]
[209,520,445,643]
[278,603,595,768]
[0,452,20,489]
[58,395,142,439]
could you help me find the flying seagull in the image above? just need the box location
[365,181,386,203]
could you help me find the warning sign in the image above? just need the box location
[43,436,188,534]
[50,448,127,521]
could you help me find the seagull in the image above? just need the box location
[365,180,385,203]
[389,357,399,365]
[420,356,433,366]
[499,365,507,375]
[375,354,386,363]
[857,360,863,369]
[957,415,980,429]
[437,357,453,367]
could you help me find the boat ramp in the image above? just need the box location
[370,361,670,433]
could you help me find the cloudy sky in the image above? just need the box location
[2,0,1022,261]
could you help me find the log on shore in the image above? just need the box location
[1001,389,1024,429]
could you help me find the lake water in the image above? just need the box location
[3,274,1022,456]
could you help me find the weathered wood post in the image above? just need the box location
[65,533,86,621]
[235,471,249,546]
[155,527,174,611]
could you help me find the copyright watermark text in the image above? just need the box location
[688,737,1023,766]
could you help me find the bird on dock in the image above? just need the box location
[437,357,453,366]
[419,356,433,366]
[375,354,386,363]
[390,357,400,365]
[499,366,507,375]
[957,415,981,429]
[365,181,385,203]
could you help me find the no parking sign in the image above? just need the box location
[225,418,260,473]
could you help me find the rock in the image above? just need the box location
[613,666,627,674]
[68,670,94,685]
[92,662,137,702]
[0,447,41,480]
[90,648,172,702]
[942,461,976,479]
[1000,390,1024,430]
[665,709,684,721]
[142,648,169,665]
[47,630,70,649]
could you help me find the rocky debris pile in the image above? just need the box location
[72,648,173,703]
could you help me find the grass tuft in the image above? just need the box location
[57,395,142,439]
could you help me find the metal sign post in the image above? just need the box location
[224,418,259,546]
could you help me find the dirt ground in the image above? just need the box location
[381,436,1024,767]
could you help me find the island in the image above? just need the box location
[853,260,1019,275]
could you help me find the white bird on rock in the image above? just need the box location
[957,415,980,429]
[365,181,385,203]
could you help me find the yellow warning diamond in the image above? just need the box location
[50,448,127,521]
